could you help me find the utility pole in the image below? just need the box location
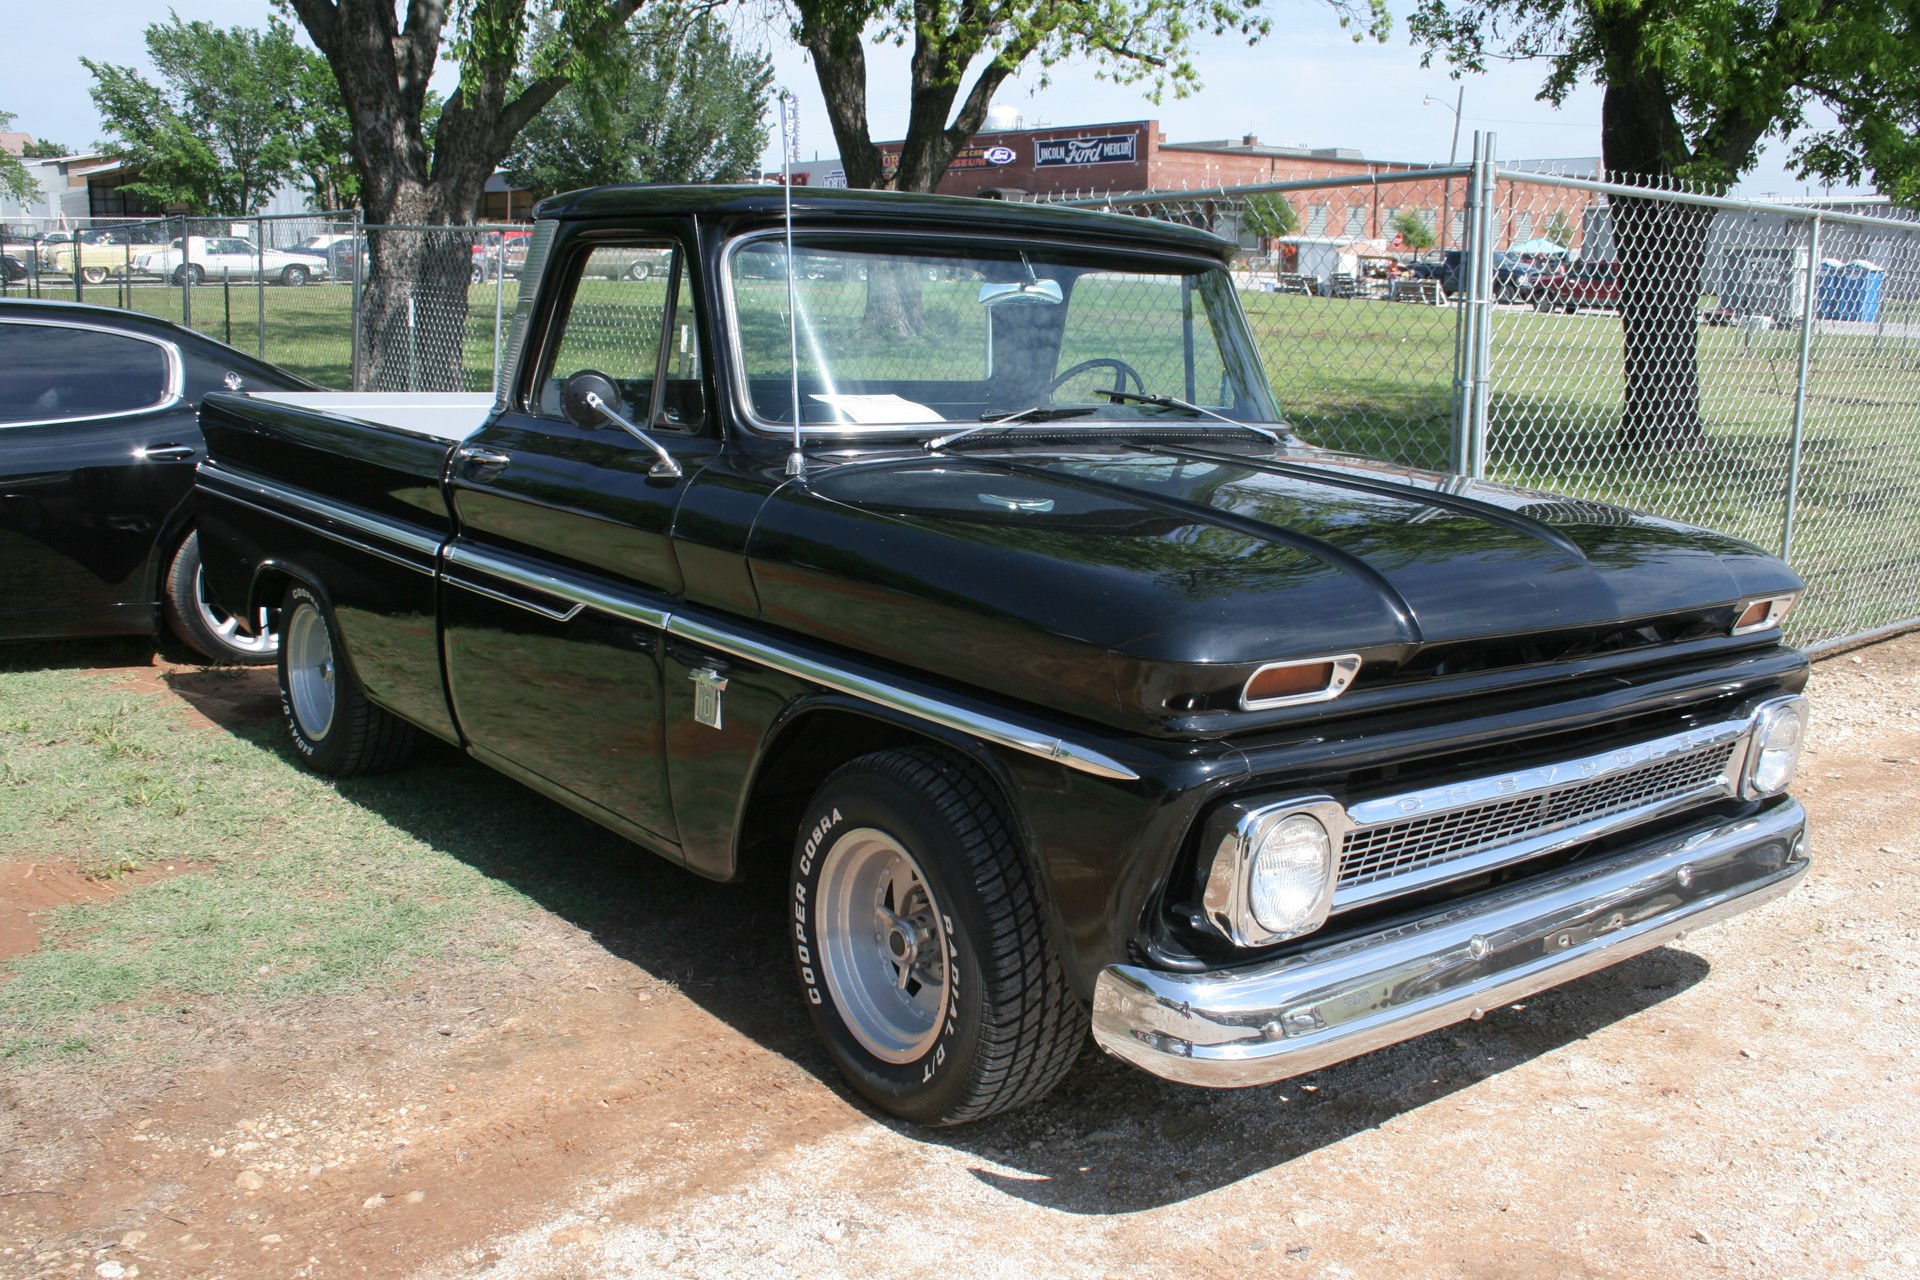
[1426,88,1466,251]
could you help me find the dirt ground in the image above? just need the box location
[2,636,1917,1280]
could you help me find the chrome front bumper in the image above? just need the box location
[1092,800,1807,1087]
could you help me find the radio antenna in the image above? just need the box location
[780,89,805,479]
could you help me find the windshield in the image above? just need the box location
[725,235,1281,432]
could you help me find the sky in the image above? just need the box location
[3,0,1865,199]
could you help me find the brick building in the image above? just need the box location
[781,119,1597,254]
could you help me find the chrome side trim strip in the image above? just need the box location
[668,615,1142,782]
[440,543,653,626]
[198,463,438,575]
[436,542,1139,782]
[1092,800,1807,1088]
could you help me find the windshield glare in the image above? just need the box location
[727,237,1280,431]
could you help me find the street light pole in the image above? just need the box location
[1425,88,1466,251]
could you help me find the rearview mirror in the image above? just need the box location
[560,370,621,429]
[978,280,1063,306]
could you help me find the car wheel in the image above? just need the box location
[80,266,108,285]
[1564,303,1578,314]
[175,264,204,287]
[792,747,1081,1126]
[162,530,279,666]
[471,262,486,285]
[281,264,309,287]
[1535,298,1553,313]
[278,582,416,777]
[626,260,652,281]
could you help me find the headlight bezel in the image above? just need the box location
[1200,796,1348,948]
[1741,696,1807,798]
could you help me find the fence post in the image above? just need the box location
[1781,212,1822,562]
[180,218,193,329]
[493,242,507,387]
[256,215,267,357]
[350,210,363,392]
[1453,133,1497,478]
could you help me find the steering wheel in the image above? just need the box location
[1045,357,1146,400]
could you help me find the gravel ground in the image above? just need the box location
[2,634,1916,1279]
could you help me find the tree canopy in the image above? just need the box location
[0,112,37,206]
[790,0,1392,193]
[83,17,317,215]
[504,7,772,194]
[1410,0,1920,449]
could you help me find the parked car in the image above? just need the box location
[0,298,317,662]
[471,229,532,283]
[134,236,330,287]
[1409,248,1565,301]
[286,232,361,279]
[1535,259,1621,313]
[194,186,1810,1127]
[1,253,25,284]
[38,227,171,283]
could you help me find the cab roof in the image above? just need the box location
[532,184,1235,261]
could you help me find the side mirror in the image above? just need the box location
[560,370,622,429]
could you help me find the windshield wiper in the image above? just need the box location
[1093,389,1287,445]
[926,405,1096,451]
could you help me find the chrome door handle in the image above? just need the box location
[137,443,197,462]
[457,446,512,475]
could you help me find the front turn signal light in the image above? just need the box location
[1731,594,1799,636]
[1241,654,1362,710]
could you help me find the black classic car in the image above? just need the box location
[0,299,315,662]
[192,188,1810,1125]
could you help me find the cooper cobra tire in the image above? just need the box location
[162,530,278,665]
[277,582,416,777]
[791,747,1081,1126]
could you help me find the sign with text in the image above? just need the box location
[1033,134,1138,167]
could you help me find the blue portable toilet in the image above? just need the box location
[1817,259,1885,322]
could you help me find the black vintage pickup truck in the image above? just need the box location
[194,186,1811,1125]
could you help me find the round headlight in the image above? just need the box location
[1746,700,1806,797]
[1248,813,1334,936]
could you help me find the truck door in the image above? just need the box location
[443,238,714,853]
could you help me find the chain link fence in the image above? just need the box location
[8,177,1915,650]
[1051,143,1920,652]
[0,211,529,393]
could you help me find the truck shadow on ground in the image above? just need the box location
[157,682,1711,1216]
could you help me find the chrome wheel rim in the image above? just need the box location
[194,564,277,657]
[817,827,951,1063]
[284,604,337,740]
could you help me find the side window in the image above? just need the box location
[539,243,703,429]
[0,324,173,423]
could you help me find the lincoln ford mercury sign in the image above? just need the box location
[1034,134,1138,166]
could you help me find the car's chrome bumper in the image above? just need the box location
[1092,800,1807,1087]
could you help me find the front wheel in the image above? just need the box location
[281,264,309,287]
[163,530,278,665]
[278,583,416,777]
[174,264,204,287]
[791,747,1081,1125]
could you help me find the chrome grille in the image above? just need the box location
[1339,740,1739,890]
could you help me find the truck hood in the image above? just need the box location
[744,444,1802,732]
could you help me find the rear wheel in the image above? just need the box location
[174,264,204,287]
[163,530,277,665]
[626,260,652,280]
[281,264,309,287]
[791,747,1081,1125]
[278,583,415,776]
[80,266,108,285]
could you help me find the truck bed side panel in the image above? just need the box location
[197,393,459,741]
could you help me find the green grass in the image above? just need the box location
[0,643,640,1064]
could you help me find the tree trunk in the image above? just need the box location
[1610,194,1714,451]
[861,259,927,338]
[361,225,478,392]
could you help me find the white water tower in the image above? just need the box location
[985,104,1023,133]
